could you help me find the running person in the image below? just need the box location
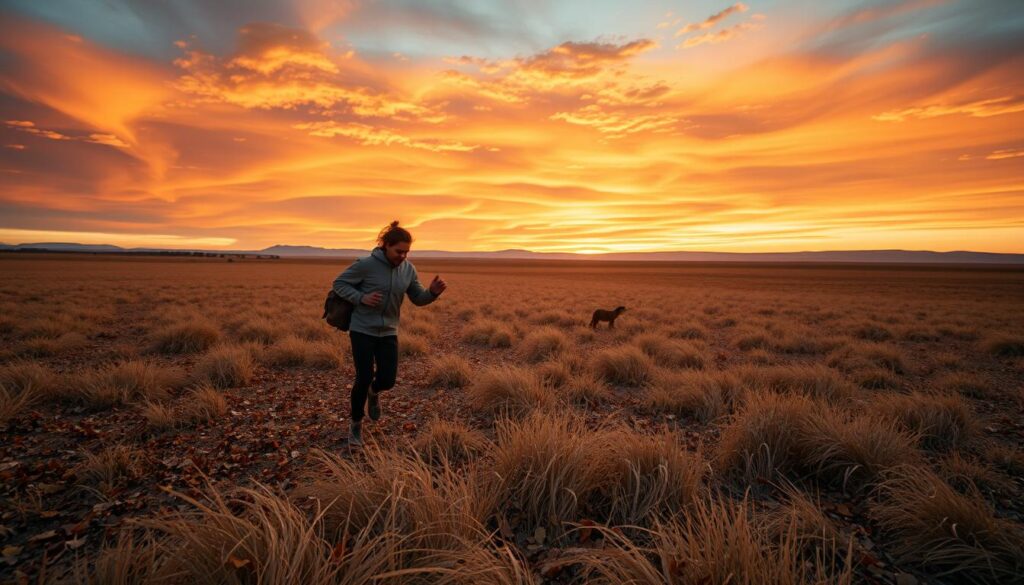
[331,221,447,446]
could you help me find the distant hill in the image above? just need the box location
[260,245,1024,264]
[2,242,1022,264]
[261,245,366,257]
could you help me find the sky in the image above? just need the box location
[0,0,1022,253]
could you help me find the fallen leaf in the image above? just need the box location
[2,546,21,557]
[534,526,546,545]
[227,554,251,569]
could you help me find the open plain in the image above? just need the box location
[2,253,1023,584]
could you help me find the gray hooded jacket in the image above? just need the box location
[331,247,438,337]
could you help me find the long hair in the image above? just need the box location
[377,220,413,248]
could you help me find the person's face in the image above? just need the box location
[384,241,410,266]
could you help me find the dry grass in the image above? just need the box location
[763,484,843,553]
[426,354,473,389]
[537,359,572,389]
[980,332,1024,357]
[849,366,901,390]
[182,382,228,424]
[669,321,708,340]
[984,444,1024,476]
[491,413,609,538]
[412,418,490,465]
[132,454,532,585]
[403,316,440,338]
[1,381,38,425]
[467,365,553,418]
[716,393,919,488]
[295,319,335,342]
[854,323,893,341]
[519,326,571,362]
[938,452,1017,496]
[634,334,706,369]
[461,319,513,348]
[771,327,841,355]
[798,409,920,489]
[194,344,256,388]
[399,332,430,357]
[570,495,852,585]
[149,319,220,354]
[643,370,740,423]
[530,309,578,328]
[0,361,61,397]
[0,362,62,423]
[264,335,341,369]
[871,391,979,451]
[80,532,166,585]
[736,364,855,403]
[141,400,179,432]
[827,341,907,374]
[294,448,505,567]
[934,371,993,398]
[74,445,147,495]
[716,392,819,483]
[78,360,187,408]
[562,372,613,406]
[5,256,1023,582]
[734,328,771,351]
[234,316,284,344]
[18,332,88,357]
[871,466,1024,583]
[591,345,654,387]
[600,431,706,525]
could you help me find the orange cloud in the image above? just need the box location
[675,2,749,36]
[987,149,1024,160]
[0,17,169,145]
[873,95,1024,121]
[5,120,130,148]
[173,22,445,124]
[293,121,479,152]
[679,16,765,49]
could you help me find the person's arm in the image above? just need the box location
[406,265,439,306]
[332,258,366,305]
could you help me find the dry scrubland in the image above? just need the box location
[2,254,1024,584]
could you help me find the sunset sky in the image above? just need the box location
[1,0,1022,253]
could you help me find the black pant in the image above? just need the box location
[349,331,398,421]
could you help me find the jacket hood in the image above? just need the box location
[370,246,395,267]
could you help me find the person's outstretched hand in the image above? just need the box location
[429,275,447,296]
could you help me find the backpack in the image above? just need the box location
[322,290,354,331]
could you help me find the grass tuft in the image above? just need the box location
[467,365,553,418]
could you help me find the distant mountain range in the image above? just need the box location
[2,242,1023,264]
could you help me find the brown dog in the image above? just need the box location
[590,306,626,329]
